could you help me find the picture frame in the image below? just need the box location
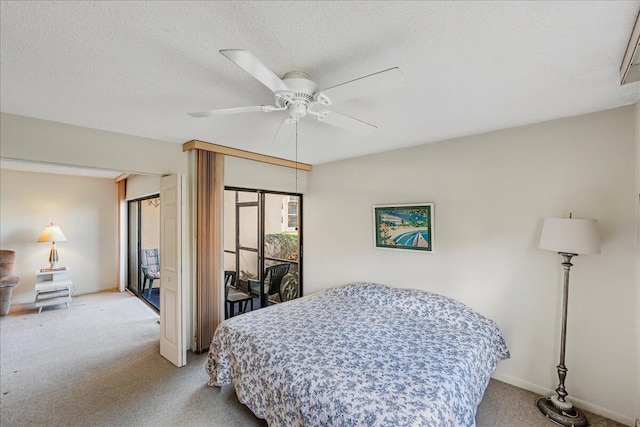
[373,203,434,252]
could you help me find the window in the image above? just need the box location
[287,196,298,229]
[223,188,303,317]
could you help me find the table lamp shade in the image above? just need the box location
[37,224,67,243]
[539,217,600,255]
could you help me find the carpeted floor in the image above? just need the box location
[0,291,628,427]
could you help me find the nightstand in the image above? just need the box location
[35,268,73,313]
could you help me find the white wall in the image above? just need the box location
[636,102,640,425]
[225,156,307,193]
[305,106,638,424]
[126,175,161,200]
[0,113,187,175]
[0,169,118,303]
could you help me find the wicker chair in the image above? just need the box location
[0,250,20,316]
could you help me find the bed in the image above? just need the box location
[206,282,509,427]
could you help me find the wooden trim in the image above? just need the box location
[114,173,131,183]
[183,139,312,172]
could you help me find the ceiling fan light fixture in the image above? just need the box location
[288,102,308,119]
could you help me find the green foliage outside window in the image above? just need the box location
[265,232,298,261]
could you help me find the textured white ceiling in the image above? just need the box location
[1,1,639,165]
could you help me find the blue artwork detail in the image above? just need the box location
[393,230,430,247]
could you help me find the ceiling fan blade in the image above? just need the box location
[188,105,272,118]
[220,49,291,93]
[273,117,297,146]
[318,110,377,135]
[319,67,404,104]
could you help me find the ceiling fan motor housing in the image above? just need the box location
[279,71,319,119]
[282,71,317,94]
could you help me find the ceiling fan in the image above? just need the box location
[189,49,404,146]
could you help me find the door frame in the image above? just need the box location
[224,186,304,302]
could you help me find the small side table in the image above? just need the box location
[35,268,73,313]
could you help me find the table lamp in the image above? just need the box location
[537,213,600,426]
[37,223,67,269]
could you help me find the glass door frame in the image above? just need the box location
[127,194,161,310]
[225,186,303,301]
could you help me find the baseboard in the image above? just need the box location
[491,373,635,426]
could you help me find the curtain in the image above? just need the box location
[196,150,224,352]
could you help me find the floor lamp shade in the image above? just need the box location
[37,223,67,269]
[539,218,600,255]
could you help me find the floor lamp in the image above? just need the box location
[537,214,600,427]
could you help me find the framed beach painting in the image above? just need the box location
[373,203,434,252]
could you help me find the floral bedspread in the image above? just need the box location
[206,282,509,427]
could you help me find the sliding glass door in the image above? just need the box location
[263,193,300,300]
[224,188,302,317]
[127,195,161,311]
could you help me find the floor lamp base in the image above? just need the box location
[537,396,589,427]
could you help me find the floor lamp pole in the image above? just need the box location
[536,252,589,427]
